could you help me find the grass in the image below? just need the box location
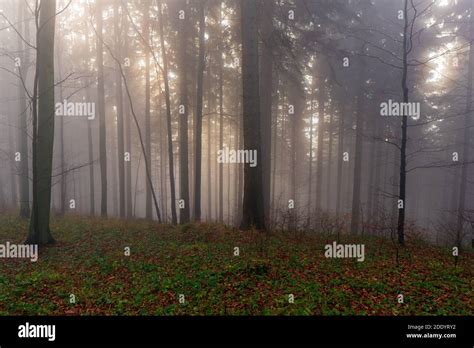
[0,214,472,315]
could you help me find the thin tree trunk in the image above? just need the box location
[158,0,177,224]
[178,0,190,224]
[326,99,334,211]
[115,1,126,218]
[207,54,213,221]
[315,64,325,211]
[218,32,224,223]
[350,68,365,235]
[17,1,30,218]
[259,0,273,223]
[397,0,409,246]
[193,1,205,222]
[143,1,152,220]
[96,0,107,217]
[335,94,345,216]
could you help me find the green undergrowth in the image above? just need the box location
[0,214,472,315]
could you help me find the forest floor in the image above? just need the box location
[0,214,472,315]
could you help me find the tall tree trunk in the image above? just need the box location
[178,0,190,224]
[456,3,474,248]
[236,102,243,225]
[115,1,126,218]
[371,119,383,227]
[124,63,133,218]
[239,0,265,230]
[87,104,95,216]
[143,1,152,220]
[335,93,345,217]
[110,113,118,216]
[26,0,57,245]
[397,0,410,246]
[17,1,30,218]
[160,94,167,221]
[326,99,334,211]
[308,89,314,224]
[96,0,107,217]
[193,1,205,222]
[270,81,279,223]
[315,63,325,211]
[7,121,17,208]
[56,35,66,216]
[350,68,365,235]
[218,31,224,223]
[207,54,213,221]
[259,0,273,223]
[158,0,177,224]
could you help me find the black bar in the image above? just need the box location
[0,316,472,345]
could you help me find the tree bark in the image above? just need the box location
[26,0,57,245]
[96,0,107,217]
[158,0,177,224]
[178,0,190,224]
[239,0,265,230]
[193,1,205,222]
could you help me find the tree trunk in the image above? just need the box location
[143,1,152,220]
[17,1,30,218]
[207,54,213,221]
[335,92,345,217]
[326,99,334,211]
[178,0,190,224]
[96,0,107,217]
[218,31,224,223]
[350,68,365,235]
[26,0,57,245]
[115,1,126,218]
[315,63,325,211]
[259,0,273,223]
[239,0,265,230]
[397,0,410,246]
[158,0,177,224]
[193,1,205,222]
[456,2,474,248]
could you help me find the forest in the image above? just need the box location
[0,0,473,316]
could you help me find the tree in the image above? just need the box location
[350,61,366,235]
[193,1,206,221]
[178,0,190,224]
[259,0,274,223]
[143,0,152,220]
[26,0,57,245]
[456,1,474,248]
[239,0,265,230]
[17,1,30,219]
[158,0,177,224]
[96,0,107,217]
[315,61,325,212]
[397,0,411,246]
[115,1,125,218]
